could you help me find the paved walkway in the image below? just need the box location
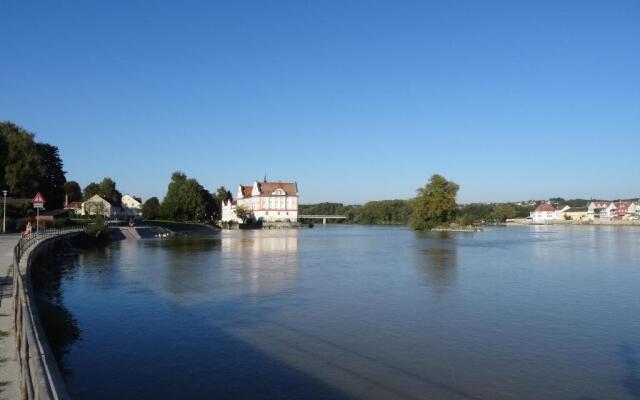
[0,234,19,400]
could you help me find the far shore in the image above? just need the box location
[506,218,640,227]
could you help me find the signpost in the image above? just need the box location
[32,192,45,234]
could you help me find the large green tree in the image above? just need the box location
[142,197,161,220]
[0,122,67,208]
[410,174,459,230]
[64,181,83,202]
[0,122,45,197]
[160,172,214,222]
[83,177,122,204]
[35,143,66,208]
[492,204,517,223]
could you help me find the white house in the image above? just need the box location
[530,203,558,223]
[221,180,299,223]
[586,201,610,220]
[121,194,143,220]
[554,205,570,220]
[82,194,122,219]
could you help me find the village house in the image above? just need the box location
[586,201,610,220]
[121,194,143,220]
[562,206,588,221]
[530,203,558,223]
[627,202,640,220]
[82,194,122,219]
[221,180,299,223]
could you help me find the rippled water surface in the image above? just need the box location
[41,226,640,399]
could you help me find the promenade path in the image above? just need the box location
[0,234,19,399]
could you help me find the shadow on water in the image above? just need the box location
[29,236,90,377]
[620,343,640,399]
[29,236,354,400]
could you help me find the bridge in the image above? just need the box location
[298,215,348,225]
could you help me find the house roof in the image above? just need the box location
[258,181,298,196]
[534,203,556,212]
[566,206,588,212]
[64,202,82,209]
[241,186,253,197]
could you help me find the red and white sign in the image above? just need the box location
[32,192,46,209]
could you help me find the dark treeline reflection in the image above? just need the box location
[30,236,91,369]
[415,231,458,291]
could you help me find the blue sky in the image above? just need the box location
[1,0,638,204]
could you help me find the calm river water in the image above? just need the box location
[38,225,640,400]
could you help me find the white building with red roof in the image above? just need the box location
[221,179,299,223]
[530,203,558,223]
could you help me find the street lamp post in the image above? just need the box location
[2,190,7,234]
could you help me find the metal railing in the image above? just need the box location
[13,226,85,400]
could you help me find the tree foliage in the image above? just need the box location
[160,171,215,222]
[64,181,82,202]
[492,204,517,223]
[83,177,122,204]
[142,197,161,220]
[35,143,66,208]
[351,200,411,225]
[0,122,67,209]
[410,174,459,230]
[235,205,251,223]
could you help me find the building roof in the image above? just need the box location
[64,201,82,209]
[534,203,556,212]
[566,206,588,212]
[258,181,298,196]
[241,185,253,197]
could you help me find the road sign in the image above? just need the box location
[32,192,46,208]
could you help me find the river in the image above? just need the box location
[36,225,640,399]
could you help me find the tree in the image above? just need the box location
[216,186,232,202]
[99,177,122,204]
[351,200,412,225]
[0,122,46,197]
[160,171,214,222]
[35,142,66,209]
[83,177,122,204]
[83,182,101,200]
[64,181,82,202]
[492,204,516,223]
[235,205,251,223]
[142,197,161,220]
[410,174,459,230]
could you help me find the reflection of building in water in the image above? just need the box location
[221,230,299,295]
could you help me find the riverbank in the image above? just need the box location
[143,220,218,233]
[507,218,640,227]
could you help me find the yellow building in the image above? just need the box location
[563,207,588,221]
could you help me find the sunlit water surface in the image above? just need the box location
[39,226,640,400]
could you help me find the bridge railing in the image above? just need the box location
[13,226,84,400]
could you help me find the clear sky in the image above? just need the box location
[1,0,638,204]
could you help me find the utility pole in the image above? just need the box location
[2,190,7,234]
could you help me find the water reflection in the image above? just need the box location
[220,230,299,296]
[414,232,458,291]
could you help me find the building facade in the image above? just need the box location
[530,203,557,223]
[221,180,299,223]
[82,194,122,218]
[121,194,143,220]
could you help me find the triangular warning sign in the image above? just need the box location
[32,192,46,204]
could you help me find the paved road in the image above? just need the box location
[0,234,19,399]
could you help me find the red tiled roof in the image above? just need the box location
[258,181,298,196]
[534,203,556,212]
[241,185,253,197]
